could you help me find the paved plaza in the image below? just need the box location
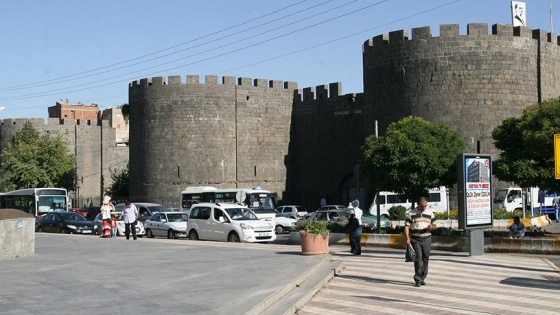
[1,232,559,315]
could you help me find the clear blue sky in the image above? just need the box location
[0,0,556,119]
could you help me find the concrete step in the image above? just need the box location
[246,254,345,315]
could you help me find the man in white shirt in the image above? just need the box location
[349,199,363,255]
[120,201,139,240]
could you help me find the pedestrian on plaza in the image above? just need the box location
[349,199,363,255]
[404,196,437,287]
[110,213,118,238]
[120,200,139,240]
[100,196,114,238]
[509,216,526,238]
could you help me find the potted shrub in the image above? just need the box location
[298,221,329,255]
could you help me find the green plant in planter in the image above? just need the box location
[298,221,329,237]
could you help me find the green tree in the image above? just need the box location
[492,99,560,192]
[105,164,129,202]
[0,122,77,190]
[361,116,464,199]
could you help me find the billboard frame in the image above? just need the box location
[457,153,493,230]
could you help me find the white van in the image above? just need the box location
[187,203,276,243]
[368,187,448,218]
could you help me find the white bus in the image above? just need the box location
[180,186,277,222]
[368,187,448,218]
[0,188,69,218]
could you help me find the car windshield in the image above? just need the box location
[166,213,187,222]
[61,212,87,221]
[147,205,170,213]
[225,208,259,220]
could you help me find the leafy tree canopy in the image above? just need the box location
[0,122,77,191]
[105,164,129,202]
[492,98,560,191]
[361,116,464,199]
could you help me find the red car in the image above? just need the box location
[70,208,88,217]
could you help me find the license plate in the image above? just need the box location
[258,233,269,237]
[82,230,92,234]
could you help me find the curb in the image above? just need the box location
[288,231,560,254]
[246,254,344,315]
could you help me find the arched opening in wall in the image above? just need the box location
[339,173,365,206]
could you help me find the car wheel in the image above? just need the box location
[275,225,284,234]
[167,230,176,239]
[59,228,68,234]
[146,229,154,238]
[228,232,240,243]
[188,230,199,240]
[37,226,43,232]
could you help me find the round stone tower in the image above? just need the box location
[128,75,297,206]
[362,23,560,155]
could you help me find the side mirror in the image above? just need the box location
[219,216,225,223]
[160,219,167,223]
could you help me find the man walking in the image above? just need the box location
[120,201,139,240]
[404,196,436,287]
[349,199,363,255]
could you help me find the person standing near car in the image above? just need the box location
[120,201,139,240]
[349,199,363,255]
[404,196,436,287]
[100,196,113,238]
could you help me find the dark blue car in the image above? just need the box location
[36,211,94,234]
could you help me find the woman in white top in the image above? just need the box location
[100,196,114,238]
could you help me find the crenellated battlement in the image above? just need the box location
[0,118,102,127]
[129,75,297,90]
[295,82,347,102]
[363,23,560,52]
[0,118,46,126]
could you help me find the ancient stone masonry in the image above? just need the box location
[125,23,560,210]
[0,118,128,207]
[286,83,364,208]
[128,75,297,206]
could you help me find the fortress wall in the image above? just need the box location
[289,83,365,208]
[363,23,547,158]
[128,75,297,205]
[0,118,127,207]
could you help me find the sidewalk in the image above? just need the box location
[1,234,559,315]
[298,245,560,315]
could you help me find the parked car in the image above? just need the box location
[92,212,145,237]
[274,215,297,234]
[298,208,390,229]
[316,205,346,212]
[297,208,351,228]
[70,207,88,217]
[85,206,101,221]
[144,212,188,239]
[114,202,172,223]
[36,211,94,234]
[361,212,390,229]
[187,203,276,243]
[275,205,308,219]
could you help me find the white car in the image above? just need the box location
[274,215,297,234]
[144,212,188,239]
[92,212,145,237]
[187,203,276,243]
[275,205,308,219]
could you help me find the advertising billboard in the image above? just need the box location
[458,153,493,230]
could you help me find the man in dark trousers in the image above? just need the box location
[404,196,436,287]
